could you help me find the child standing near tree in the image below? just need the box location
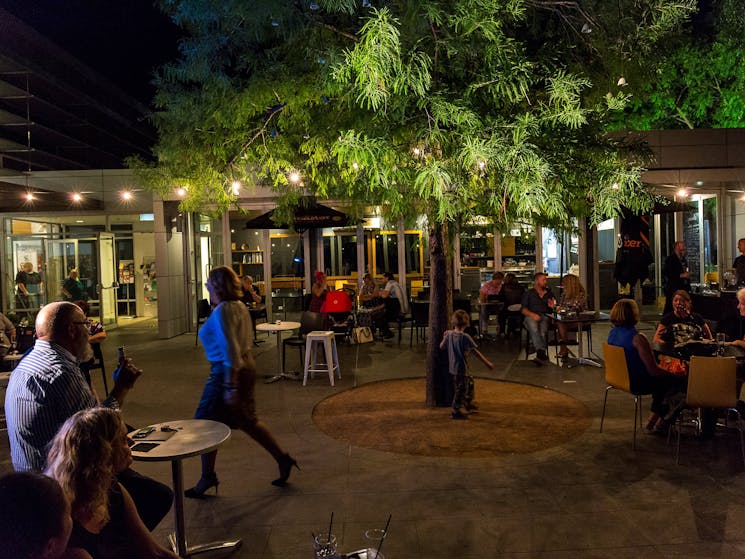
[440,309,494,419]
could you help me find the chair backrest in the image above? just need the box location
[15,326,35,354]
[302,293,313,312]
[453,298,471,313]
[687,356,737,408]
[197,299,211,321]
[300,311,325,335]
[411,301,430,324]
[602,343,631,392]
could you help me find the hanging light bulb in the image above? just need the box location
[611,182,619,190]
[677,188,688,198]
[176,187,187,197]
[24,192,34,202]
[231,181,241,196]
[288,171,300,184]
[412,147,421,157]
[71,193,83,202]
[121,191,133,201]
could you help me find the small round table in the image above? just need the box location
[131,419,238,558]
[255,321,301,382]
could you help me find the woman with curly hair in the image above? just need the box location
[45,408,178,559]
[186,266,297,498]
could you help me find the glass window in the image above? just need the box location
[374,231,398,274]
[322,231,358,277]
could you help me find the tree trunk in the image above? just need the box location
[425,221,452,407]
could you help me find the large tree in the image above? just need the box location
[141,0,695,405]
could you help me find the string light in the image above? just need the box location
[352,162,359,170]
[71,193,82,202]
[611,182,619,190]
[288,172,300,184]
[412,147,421,156]
[176,187,187,197]
[231,181,241,196]
[120,191,133,201]
[677,188,688,198]
[24,192,34,202]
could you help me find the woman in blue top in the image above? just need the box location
[186,266,297,498]
[607,299,685,434]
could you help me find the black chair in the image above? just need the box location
[81,343,108,396]
[248,300,268,345]
[15,325,35,354]
[409,300,430,346]
[195,299,211,346]
[282,311,325,372]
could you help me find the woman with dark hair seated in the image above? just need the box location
[0,471,91,559]
[607,299,686,434]
[45,408,178,559]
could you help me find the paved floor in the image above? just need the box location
[3,315,745,558]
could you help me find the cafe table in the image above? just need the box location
[130,419,239,558]
[255,321,301,382]
[551,311,609,368]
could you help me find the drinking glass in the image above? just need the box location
[364,529,387,559]
[313,533,337,559]
[717,332,727,356]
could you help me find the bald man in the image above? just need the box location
[4,302,172,531]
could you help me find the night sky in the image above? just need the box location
[0,0,182,105]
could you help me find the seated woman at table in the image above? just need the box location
[45,407,179,559]
[608,299,687,434]
[309,270,328,313]
[653,290,712,373]
[556,274,587,360]
[500,273,525,338]
[359,273,393,339]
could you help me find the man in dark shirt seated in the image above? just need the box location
[521,272,556,364]
[4,301,172,531]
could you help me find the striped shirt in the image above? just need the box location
[5,340,97,471]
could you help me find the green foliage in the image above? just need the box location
[612,0,745,129]
[140,0,697,228]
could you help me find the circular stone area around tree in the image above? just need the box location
[312,378,592,458]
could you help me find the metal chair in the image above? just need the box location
[283,311,325,372]
[195,299,211,346]
[600,343,653,450]
[674,355,745,466]
[409,300,429,346]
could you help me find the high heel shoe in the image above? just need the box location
[184,472,219,498]
[272,454,299,487]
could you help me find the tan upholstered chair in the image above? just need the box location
[600,343,652,449]
[674,356,745,466]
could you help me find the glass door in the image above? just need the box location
[98,232,117,327]
[44,239,78,304]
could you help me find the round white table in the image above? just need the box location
[255,321,301,382]
[131,419,239,558]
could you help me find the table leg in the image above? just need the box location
[577,322,601,368]
[169,459,242,558]
[171,459,187,557]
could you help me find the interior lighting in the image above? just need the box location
[695,180,704,186]
[231,181,241,196]
[677,188,688,198]
[121,191,133,201]
[740,192,745,201]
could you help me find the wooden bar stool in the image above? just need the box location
[303,331,341,386]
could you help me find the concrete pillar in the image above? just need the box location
[154,199,189,338]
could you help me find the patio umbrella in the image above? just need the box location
[244,203,349,230]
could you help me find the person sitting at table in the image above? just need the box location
[0,471,91,559]
[608,299,687,434]
[521,272,555,364]
[359,273,393,339]
[72,300,106,389]
[0,311,15,360]
[309,270,328,313]
[500,273,525,338]
[381,271,409,320]
[556,274,587,360]
[240,275,262,306]
[478,271,504,338]
[653,289,712,374]
[187,266,297,498]
[46,408,179,559]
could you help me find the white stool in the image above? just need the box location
[303,331,341,386]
